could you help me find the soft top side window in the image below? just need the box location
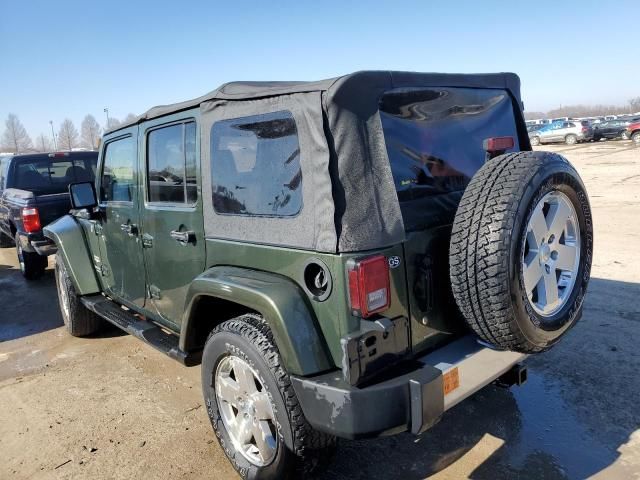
[210,110,302,217]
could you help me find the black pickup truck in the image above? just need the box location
[0,151,98,279]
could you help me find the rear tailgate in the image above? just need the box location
[34,193,71,228]
[378,86,524,354]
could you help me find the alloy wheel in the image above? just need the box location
[215,355,278,467]
[521,191,581,318]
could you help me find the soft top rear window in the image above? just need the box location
[11,154,97,195]
[379,87,520,230]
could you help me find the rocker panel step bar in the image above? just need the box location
[80,294,202,366]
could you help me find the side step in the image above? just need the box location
[80,295,202,366]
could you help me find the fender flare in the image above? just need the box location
[181,266,333,376]
[43,215,101,295]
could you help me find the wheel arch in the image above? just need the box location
[43,215,101,295]
[181,266,334,376]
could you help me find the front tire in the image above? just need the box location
[54,253,104,336]
[202,314,335,480]
[15,234,47,280]
[632,132,640,145]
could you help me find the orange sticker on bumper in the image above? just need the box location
[443,367,460,395]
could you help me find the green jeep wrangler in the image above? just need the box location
[45,71,593,479]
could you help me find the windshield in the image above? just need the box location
[12,155,96,195]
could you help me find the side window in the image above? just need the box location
[211,111,302,217]
[0,158,6,190]
[147,121,197,204]
[100,136,136,202]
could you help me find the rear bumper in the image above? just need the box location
[17,232,57,256]
[291,335,526,440]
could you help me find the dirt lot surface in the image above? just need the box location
[1,141,639,480]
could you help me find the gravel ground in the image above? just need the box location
[0,141,639,479]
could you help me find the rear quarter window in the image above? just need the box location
[210,110,302,217]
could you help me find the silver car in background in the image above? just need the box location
[529,120,594,145]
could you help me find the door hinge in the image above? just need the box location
[99,264,109,276]
[148,285,161,300]
[142,233,153,248]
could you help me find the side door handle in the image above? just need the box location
[120,223,138,237]
[170,229,195,246]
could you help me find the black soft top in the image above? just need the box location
[105,71,526,253]
[108,71,523,134]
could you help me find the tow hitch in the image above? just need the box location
[496,363,528,388]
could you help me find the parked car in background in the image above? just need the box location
[529,120,593,145]
[594,118,640,141]
[626,120,640,144]
[527,124,546,133]
[0,151,98,278]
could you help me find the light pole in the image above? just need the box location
[49,120,57,150]
[104,108,110,128]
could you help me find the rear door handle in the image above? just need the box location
[170,230,195,246]
[120,223,138,236]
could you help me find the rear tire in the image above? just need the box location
[530,136,540,146]
[54,253,104,336]
[632,132,640,144]
[565,134,577,145]
[450,151,593,353]
[202,314,335,480]
[0,232,13,248]
[15,234,47,280]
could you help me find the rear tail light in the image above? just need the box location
[483,136,515,152]
[348,255,391,318]
[22,208,41,233]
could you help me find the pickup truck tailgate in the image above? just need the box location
[35,193,71,227]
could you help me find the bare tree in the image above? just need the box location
[107,117,121,129]
[35,133,53,152]
[58,118,79,150]
[123,113,137,123]
[629,97,640,114]
[1,113,33,153]
[81,114,101,150]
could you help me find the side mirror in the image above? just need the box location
[69,182,98,210]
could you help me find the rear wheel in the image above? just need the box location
[632,132,640,144]
[15,234,47,280]
[565,134,577,145]
[0,232,13,248]
[202,314,335,479]
[530,136,540,146]
[450,151,593,353]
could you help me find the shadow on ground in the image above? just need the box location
[319,277,640,479]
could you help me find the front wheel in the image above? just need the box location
[202,314,335,479]
[632,132,640,145]
[15,234,47,280]
[54,253,104,336]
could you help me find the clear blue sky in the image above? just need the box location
[1,0,638,139]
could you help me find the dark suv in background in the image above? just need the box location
[0,151,98,278]
[594,118,640,141]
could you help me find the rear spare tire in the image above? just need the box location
[450,151,593,353]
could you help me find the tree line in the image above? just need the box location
[0,113,136,154]
[524,97,640,120]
